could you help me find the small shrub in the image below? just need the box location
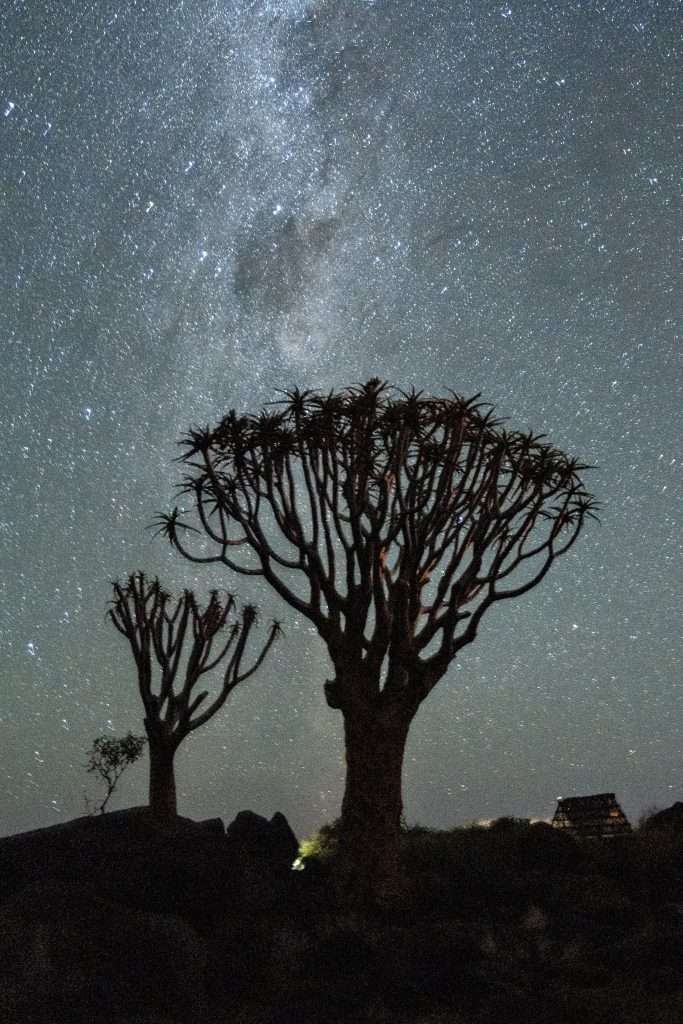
[84,732,146,814]
[295,820,339,868]
[489,816,531,833]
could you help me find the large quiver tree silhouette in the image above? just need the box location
[157,380,597,899]
[109,573,279,820]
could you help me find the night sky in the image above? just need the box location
[1,0,681,840]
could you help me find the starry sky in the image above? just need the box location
[1,0,681,840]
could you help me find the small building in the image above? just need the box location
[551,792,632,838]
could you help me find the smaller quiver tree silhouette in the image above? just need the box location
[85,732,146,814]
[108,573,280,820]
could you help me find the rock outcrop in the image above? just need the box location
[642,801,683,830]
[226,809,299,868]
[224,810,300,908]
[0,806,300,1020]
[0,881,207,1023]
[0,807,237,922]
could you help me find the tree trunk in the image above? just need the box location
[336,703,412,906]
[146,731,178,820]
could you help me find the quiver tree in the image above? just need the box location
[108,573,280,820]
[157,379,598,899]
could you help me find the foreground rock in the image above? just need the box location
[0,807,240,922]
[1,812,682,1023]
[0,806,300,920]
[225,809,300,907]
[0,881,207,1024]
[0,807,301,1022]
[226,809,299,864]
[642,801,683,830]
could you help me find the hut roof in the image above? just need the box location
[552,792,631,838]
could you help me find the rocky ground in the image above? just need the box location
[0,808,681,1023]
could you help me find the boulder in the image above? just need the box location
[0,807,238,922]
[0,881,207,1024]
[196,816,226,836]
[642,801,683,831]
[0,806,298,924]
[225,810,299,909]
[226,810,299,869]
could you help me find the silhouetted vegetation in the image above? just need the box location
[109,572,280,819]
[84,731,146,814]
[2,802,681,1021]
[158,380,598,902]
[254,817,683,1024]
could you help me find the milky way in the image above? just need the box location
[1,0,681,838]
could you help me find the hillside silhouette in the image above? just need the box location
[1,803,682,1023]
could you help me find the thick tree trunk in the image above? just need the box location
[146,729,178,820]
[336,704,412,906]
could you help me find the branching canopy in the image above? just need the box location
[156,380,598,708]
[109,573,281,739]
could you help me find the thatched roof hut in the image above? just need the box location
[551,792,631,838]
